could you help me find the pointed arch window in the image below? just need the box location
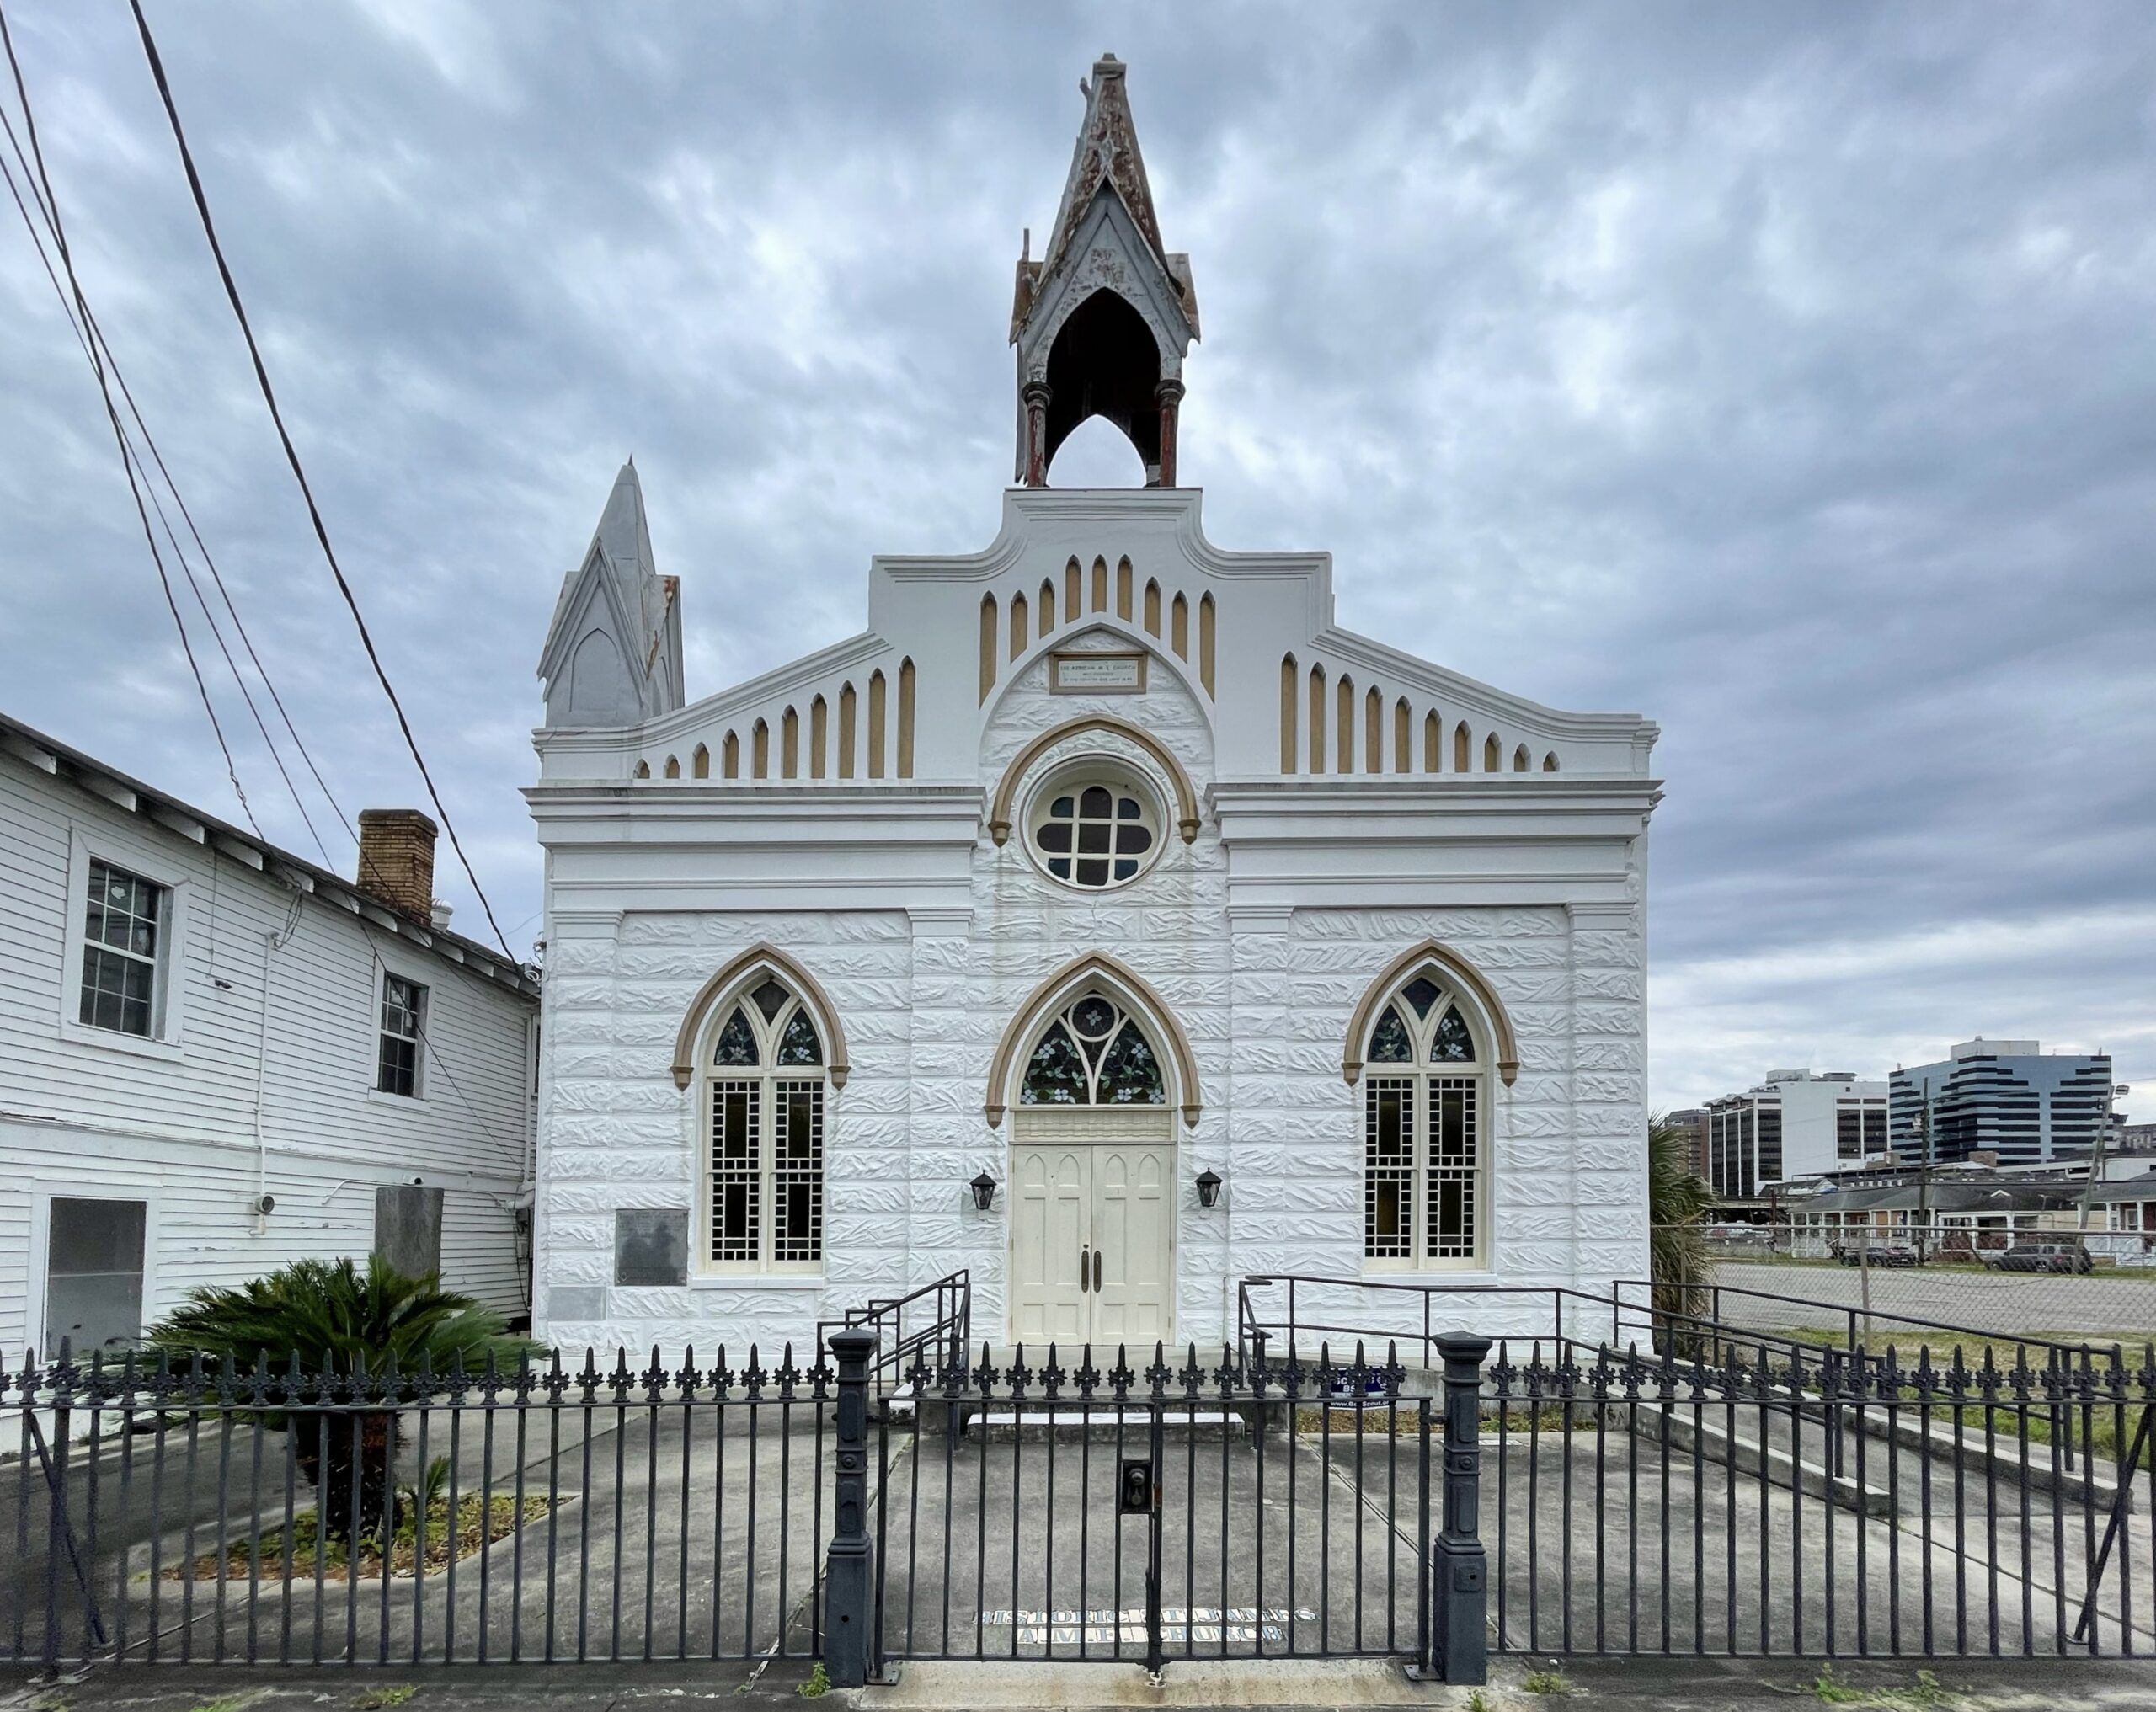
[1021,994,1166,1107]
[1362,969,1489,1269]
[703,978,826,1272]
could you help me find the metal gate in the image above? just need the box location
[857,1339,1443,1676]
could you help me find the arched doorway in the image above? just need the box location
[1008,990,1175,1347]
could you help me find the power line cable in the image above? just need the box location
[3,34,532,1176]
[0,4,263,839]
[3,93,499,928]
[17,109,357,845]
[0,115,334,865]
[125,0,517,960]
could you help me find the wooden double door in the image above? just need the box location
[1008,1107,1174,1350]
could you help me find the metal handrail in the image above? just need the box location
[1238,1272,2132,1385]
[1610,1275,2127,1364]
[818,1269,970,1398]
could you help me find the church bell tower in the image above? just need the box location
[1010,55,1199,488]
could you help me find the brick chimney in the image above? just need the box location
[355,809,439,921]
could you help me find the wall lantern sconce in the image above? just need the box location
[970,1171,998,1212]
[1194,1167,1223,1210]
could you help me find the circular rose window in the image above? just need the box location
[1026,773,1161,890]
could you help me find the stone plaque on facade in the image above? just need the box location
[614,1208,689,1286]
[1052,652,1147,694]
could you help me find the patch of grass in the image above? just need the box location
[353,1688,416,1710]
[168,1491,549,1583]
[796,1661,830,1698]
[1488,1406,1601,1433]
[1522,1665,1571,1694]
[1805,1665,1957,1707]
[187,1699,250,1712]
[1292,1404,1431,1434]
[1465,1691,1492,1712]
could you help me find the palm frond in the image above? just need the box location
[148,1253,542,1376]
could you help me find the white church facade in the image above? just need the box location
[527,57,1662,1360]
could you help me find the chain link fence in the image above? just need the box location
[1671,1224,2156,1351]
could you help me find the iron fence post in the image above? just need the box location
[1433,1329,1492,1684]
[824,1328,878,1687]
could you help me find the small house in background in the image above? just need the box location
[0,711,540,1362]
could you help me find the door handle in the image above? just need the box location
[1079,1245,1091,1292]
[1092,1248,1103,1293]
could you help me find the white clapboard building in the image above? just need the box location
[528,56,1662,1358]
[0,712,540,1362]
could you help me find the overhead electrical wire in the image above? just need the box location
[0,2,264,839]
[125,0,517,961]
[1,113,344,869]
[2,10,532,1160]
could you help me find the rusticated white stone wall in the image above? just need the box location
[534,619,1649,1363]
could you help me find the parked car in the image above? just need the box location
[1987,1240,2094,1274]
[1835,1243,1919,1267]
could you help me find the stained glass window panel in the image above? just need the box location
[750,978,788,1022]
[1432,1005,1474,1062]
[1096,1023,1165,1103]
[1368,1005,1412,1064]
[776,1011,823,1065]
[1022,1022,1088,1105]
[1071,996,1116,1040]
[1401,975,1441,1018]
[712,1006,757,1065]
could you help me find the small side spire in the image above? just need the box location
[536,461,684,728]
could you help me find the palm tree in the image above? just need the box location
[1648,1112,1713,1351]
[148,1254,541,1541]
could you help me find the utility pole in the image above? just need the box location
[2077,1076,2129,1242]
[1913,1077,1933,1263]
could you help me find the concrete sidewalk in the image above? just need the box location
[13,1656,2156,1712]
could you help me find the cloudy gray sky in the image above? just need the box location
[3,2,2151,1113]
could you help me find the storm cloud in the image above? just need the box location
[2,3,2150,1111]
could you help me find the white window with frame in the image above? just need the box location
[702,974,827,1273]
[42,1195,148,1358]
[376,971,427,1097]
[77,857,170,1038]
[1361,969,1490,1271]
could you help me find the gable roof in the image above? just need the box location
[0,709,537,997]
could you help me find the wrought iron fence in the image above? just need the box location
[1484,1337,2156,1661]
[4,1345,831,1672]
[13,1283,2154,1683]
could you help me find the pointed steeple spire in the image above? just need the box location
[1010,56,1198,488]
[536,461,684,728]
[1044,54,1168,279]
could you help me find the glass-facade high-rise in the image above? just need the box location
[1892,1039,2112,1168]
